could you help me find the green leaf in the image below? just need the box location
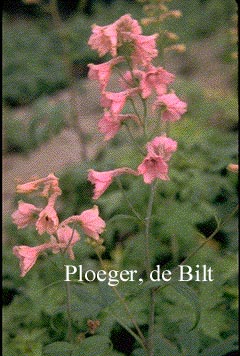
[153,335,180,356]
[72,336,112,356]
[131,349,145,356]
[170,282,201,330]
[201,335,238,356]
[107,214,141,224]
[176,321,200,355]
[43,342,73,356]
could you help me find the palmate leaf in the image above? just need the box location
[153,335,181,356]
[71,336,112,356]
[198,280,227,339]
[176,321,200,355]
[167,282,201,331]
[131,349,145,356]
[43,342,73,356]
[200,335,238,356]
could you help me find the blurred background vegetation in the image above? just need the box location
[3,0,238,355]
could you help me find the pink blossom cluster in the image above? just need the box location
[12,174,105,277]
[88,14,187,142]
[87,14,187,197]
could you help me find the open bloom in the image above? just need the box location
[88,22,118,57]
[100,88,139,117]
[153,93,187,121]
[147,135,178,161]
[77,206,106,241]
[88,167,139,199]
[88,56,124,91]
[11,201,41,229]
[36,204,59,235]
[138,135,177,184]
[60,206,106,241]
[13,243,52,277]
[130,33,159,67]
[51,225,80,260]
[115,14,142,44]
[135,65,175,98]
[98,111,139,140]
[138,156,169,183]
[88,14,142,57]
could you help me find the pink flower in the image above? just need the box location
[88,14,142,57]
[16,173,61,197]
[36,204,59,235]
[13,243,51,277]
[147,135,178,161]
[135,65,175,98]
[130,34,159,67]
[88,167,138,199]
[60,206,106,241]
[88,56,124,91]
[77,206,106,241]
[16,181,40,194]
[138,135,177,184]
[51,225,80,260]
[98,111,139,140]
[153,93,187,121]
[138,156,169,184]
[40,173,62,198]
[119,70,135,90]
[115,14,142,44]
[88,22,118,57]
[100,88,139,117]
[11,201,41,229]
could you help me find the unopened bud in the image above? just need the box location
[76,333,86,342]
[164,44,186,53]
[158,4,168,12]
[165,31,179,41]
[141,17,156,26]
[87,319,100,334]
[231,52,238,60]
[227,163,239,173]
[171,10,182,18]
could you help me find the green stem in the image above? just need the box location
[124,122,146,155]
[95,249,147,351]
[144,181,157,356]
[145,182,157,277]
[65,280,74,343]
[116,178,144,222]
[155,204,239,294]
[179,204,239,267]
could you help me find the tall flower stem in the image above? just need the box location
[144,181,157,356]
[65,280,74,343]
[144,182,157,277]
[95,249,147,351]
